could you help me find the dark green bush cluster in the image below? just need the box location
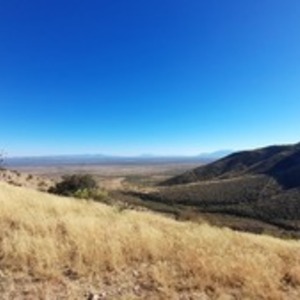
[49,174,98,197]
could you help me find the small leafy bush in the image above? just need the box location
[49,174,98,197]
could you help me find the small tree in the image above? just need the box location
[49,174,98,197]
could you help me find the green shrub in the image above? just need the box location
[49,174,98,197]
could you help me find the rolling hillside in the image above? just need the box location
[162,143,300,186]
[1,182,300,299]
[134,143,300,236]
[0,168,53,191]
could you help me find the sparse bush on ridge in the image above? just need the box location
[48,174,111,205]
[26,174,33,181]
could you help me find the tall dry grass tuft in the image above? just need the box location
[0,182,300,299]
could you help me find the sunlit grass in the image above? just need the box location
[0,182,300,299]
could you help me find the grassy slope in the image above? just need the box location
[0,182,300,299]
[0,169,53,191]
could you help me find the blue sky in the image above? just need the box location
[1,0,300,157]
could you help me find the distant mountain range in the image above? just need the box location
[196,150,232,160]
[4,151,232,167]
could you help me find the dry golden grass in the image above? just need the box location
[0,181,300,299]
[0,169,53,191]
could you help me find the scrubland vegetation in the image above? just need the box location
[0,168,52,191]
[133,175,300,238]
[143,143,300,238]
[0,182,300,299]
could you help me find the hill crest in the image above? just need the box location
[161,142,300,187]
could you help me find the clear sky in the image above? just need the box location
[1,0,300,157]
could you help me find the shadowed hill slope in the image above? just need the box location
[161,143,300,187]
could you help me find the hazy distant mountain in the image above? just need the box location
[4,154,199,167]
[4,151,230,167]
[197,150,232,160]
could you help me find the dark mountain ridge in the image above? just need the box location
[161,142,300,188]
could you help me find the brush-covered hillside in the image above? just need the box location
[139,143,300,235]
[0,182,300,299]
[162,143,300,186]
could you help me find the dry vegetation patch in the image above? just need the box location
[0,182,300,299]
[0,169,53,191]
